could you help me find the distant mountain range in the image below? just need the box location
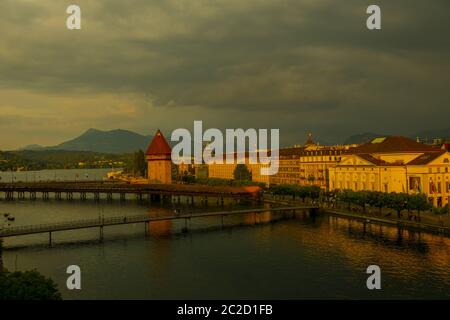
[20,129,153,154]
[18,126,450,154]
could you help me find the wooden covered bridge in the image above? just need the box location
[0,182,261,202]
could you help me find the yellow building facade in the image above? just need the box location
[208,158,270,185]
[269,146,347,189]
[207,134,352,188]
[329,136,450,207]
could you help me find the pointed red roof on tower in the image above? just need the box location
[146,129,172,156]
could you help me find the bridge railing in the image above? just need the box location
[0,214,151,236]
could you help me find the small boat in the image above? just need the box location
[7,216,15,222]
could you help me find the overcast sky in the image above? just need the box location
[1,0,450,150]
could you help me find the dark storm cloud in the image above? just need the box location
[0,0,450,148]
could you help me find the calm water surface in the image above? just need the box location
[0,170,449,299]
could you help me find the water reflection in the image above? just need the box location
[1,199,449,299]
[147,207,173,237]
[290,215,450,289]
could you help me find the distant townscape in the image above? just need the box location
[2,127,450,210]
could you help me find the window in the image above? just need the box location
[444,158,449,163]
[409,177,421,191]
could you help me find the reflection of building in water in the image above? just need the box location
[283,214,450,284]
[148,220,172,236]
[241,211,273,225]
[147,207,173,236]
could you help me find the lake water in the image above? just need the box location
[0,169,449,299]
[1,202,449,300]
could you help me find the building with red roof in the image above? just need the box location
[146,129,172,184]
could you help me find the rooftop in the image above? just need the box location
[349,136,439,154]
[145,129,172,156]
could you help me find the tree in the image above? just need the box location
[307,186,321,201]
[432,205,448,224]
[0,270,62,300]
[387,192,408,218]
[132,149,146,177]
[407,193,431,221]
[337,189,357,210]
[233,164,252,181]
[351,191,367,212]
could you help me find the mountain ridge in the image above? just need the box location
[21,128,154,154]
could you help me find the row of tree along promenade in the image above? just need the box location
[266,184,450,235]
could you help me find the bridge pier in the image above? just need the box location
[144,221,149,236]
[120,193,126,201]
[49,231,52,247]
[30,191,36,200]
[99,226,104,242]
[182,217,190,233]
[0,183,256,204]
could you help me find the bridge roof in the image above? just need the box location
[146,129,172,156]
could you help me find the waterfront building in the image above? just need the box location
[207,134,352,188]
[207,153,270,185]
[328,136,450,207]
[146,129,172,184]
[269,134,352,189]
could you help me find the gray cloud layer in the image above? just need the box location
[1,0,449,149]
